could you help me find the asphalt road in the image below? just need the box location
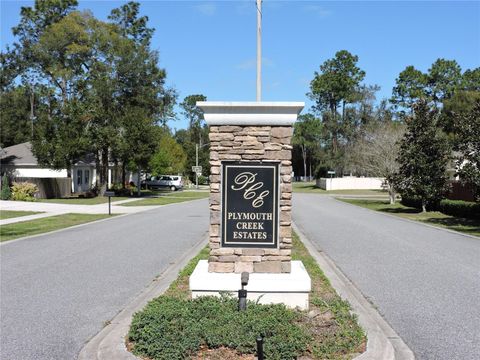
[293,194,480,360]
[0,199,208,360]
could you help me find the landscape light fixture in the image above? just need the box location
[238,271,249,311]
[256,335,264,360]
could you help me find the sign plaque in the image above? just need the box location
[222,161,279,248]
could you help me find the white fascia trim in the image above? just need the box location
[196,101,305,126]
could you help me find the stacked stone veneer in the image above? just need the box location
[208,125,293,274]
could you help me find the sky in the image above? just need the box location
[1,0,479,130]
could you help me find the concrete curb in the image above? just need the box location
[0,213,130,247]
[77,235,208,360]
[292,222,415,360]
[1,198,208,246]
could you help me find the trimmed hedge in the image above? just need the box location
[401,196,480,219]
[400,196,422,209]
[400,196,438,211]
[438,199,480,220]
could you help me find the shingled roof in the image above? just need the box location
[0,142,38,166]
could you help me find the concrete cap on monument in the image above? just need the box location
[197,101,304,126]
[189,101,311,310]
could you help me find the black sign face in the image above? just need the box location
[222,161,279,248]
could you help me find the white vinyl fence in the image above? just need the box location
[316,177,385,191]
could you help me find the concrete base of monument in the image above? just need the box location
[189,260,311,310]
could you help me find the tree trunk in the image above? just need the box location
[302,146,307,182]
[95,152,101,193]
[422,200,427,213]
[122,162,126,188]
[61,77,67,106]
[98,149,109,196]
[137,166,141,197]
[388,187,396,205]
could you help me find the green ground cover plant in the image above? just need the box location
[0,210,42,220]
[38,197,129,205]
[0,213,113,242]
[128,232,365,359]
[339,199,480,237]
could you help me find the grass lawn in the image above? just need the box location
[0,213,113,242]
[38,196,129,205]
[339,199,480,238]
[38,196,130,205]
[292,181,388,196]
[121,191,209,206]
[128,232,365,359]
[160,190,210,198]
[0,210,42,220]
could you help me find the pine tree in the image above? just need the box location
[394,100,450,212]
[1,174,11,200]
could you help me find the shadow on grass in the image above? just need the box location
[425,217,480,236]
[297,185,318,190]
[380,207,420,214]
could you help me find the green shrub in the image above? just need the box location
[400,195,422,209]
[402,196,480,219]
[197,175,208,185]
[400,195,438,211]
[438,199,480,219]
[129,295,309,360]
[1,175,11,200]
[11,182,38,201]
[110,183,123,192]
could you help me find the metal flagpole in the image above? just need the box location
[256,0,262,101]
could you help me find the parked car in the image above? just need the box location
[143,175,183,191]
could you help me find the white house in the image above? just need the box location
[0,142,137,196]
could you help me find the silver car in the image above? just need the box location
[145,175,183,191]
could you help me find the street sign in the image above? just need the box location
[104,191,115,216]
[192,166,202,173]
[327,170,335,175]
[221,161,278,248]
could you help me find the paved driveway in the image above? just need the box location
[293,194,480,360]
[0,199,208,360]
[0,198,157,225]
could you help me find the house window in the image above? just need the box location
[77,170,83,185]
[84,170,89,186]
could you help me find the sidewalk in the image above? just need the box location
[0,199,158,225]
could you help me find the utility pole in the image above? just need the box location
[30,84,35,139]
[195,143,199,189]
[256,0,262,101]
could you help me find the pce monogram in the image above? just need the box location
[231,172,269,208]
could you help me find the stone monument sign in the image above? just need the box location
[189,102,311,310]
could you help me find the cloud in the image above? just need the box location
[304,5,332,18]
[194,2,216,16]
[236,57,275,70]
